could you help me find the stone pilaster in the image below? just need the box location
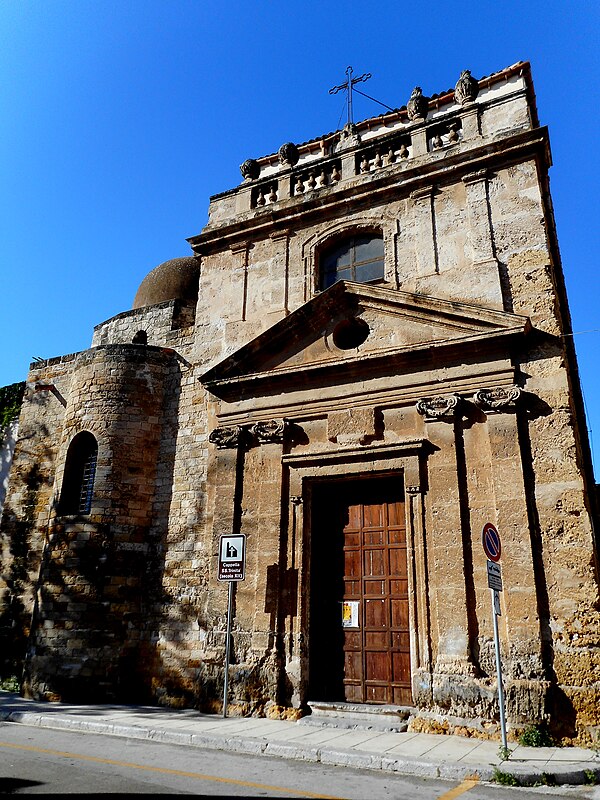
[269,231,291,315]
[417,396,474,676]
[462,170,503,305]
[207,425,247,626]
[406,482,433,704]
[229,243,251,322]
[459,106,481,140]
[472,387,545,683]
[462,171,496,265]
[410,124,428,157]
[410,186,438,276]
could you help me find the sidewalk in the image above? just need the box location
[1,691,598,786]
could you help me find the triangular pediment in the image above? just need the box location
[201,282,530,396]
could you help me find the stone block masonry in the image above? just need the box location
[1,62,598,743]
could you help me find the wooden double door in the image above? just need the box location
[309,477,412,705]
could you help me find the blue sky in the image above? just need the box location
[1,1,599,471]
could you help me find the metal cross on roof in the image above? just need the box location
[329,66,372,127]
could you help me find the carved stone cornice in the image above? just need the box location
[250,419,287,444]
[416,393,462,421]
[473,385,522,412]
[209,426,245,449]
[191,128,551,256]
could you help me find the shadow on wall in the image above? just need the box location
[0,383,26,517]
[0,458,48,682]
[14,353,190,705]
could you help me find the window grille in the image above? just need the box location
[59,432,98,515]
[78,447,97,514]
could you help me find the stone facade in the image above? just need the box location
[1,62,599,742]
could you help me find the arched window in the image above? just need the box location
[59,432,98,515]
[320,233,384,290]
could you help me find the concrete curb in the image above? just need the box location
[2,707,599,786]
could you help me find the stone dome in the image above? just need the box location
[132,256,200,310]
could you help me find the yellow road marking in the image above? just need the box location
[436,777,479,799]
[0,740,343,799]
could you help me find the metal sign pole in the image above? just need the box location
[491,588,508,750]
[218,534,246,719]
[223,580,234,718]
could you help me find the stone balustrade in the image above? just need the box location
[291,159,342,196]
[427,118,463,151]
[246,111,468,211]
[356,134,411,174]
[251,182,279,208]
[206,66,534,225]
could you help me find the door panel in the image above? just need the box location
[310,478,412,706]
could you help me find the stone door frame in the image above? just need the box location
[282,438,433,707]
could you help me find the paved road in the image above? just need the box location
[1,722,598,797]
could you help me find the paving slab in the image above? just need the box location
[305,729,379,748]
[285,727,362,745]
[384,735,451,758]
[1,692,599,786]
[355,732,418,753]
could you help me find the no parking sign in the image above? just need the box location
[482,522,501,562]
[481,520,508,751]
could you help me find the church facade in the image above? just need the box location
[2,62,599,742]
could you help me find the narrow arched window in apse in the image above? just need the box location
[59,432,98,515]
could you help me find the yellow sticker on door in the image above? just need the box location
[341,600,359,628]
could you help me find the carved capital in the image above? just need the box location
[209,426,245,449]
[416,393,462,421]
[462,169,488,185]
[473,386,522,412]
[290,495,303,506]
[410,185,435,202]
[406,485,421,496]
[250,419,287,444]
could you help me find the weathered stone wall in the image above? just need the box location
[0,358,74,678]
[92,300,195,349]
[1,62,597,741]
[137,363,212,709]
[185,65,598,738]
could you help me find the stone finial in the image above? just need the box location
[278,142,300,167]
[334,122,361,153]
[209,426,245,449]
[407,86,429,121]
[454,70,479,106]
[473,386,522,411]
[416,394,462,420]
[240,159,260,181]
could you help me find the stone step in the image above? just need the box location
[299,701,414,733]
